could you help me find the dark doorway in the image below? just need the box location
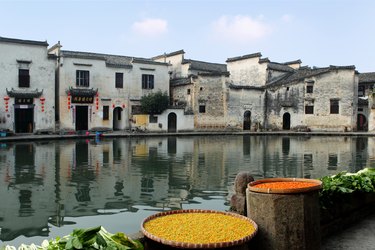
[243,111,251,130]
[113,107,123,131]
[282,112,291,130]
[357,114,367,131]
[75,106,88,131]
[168,112,177,132]
[15,108,34,133]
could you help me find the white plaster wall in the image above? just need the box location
[227,57,267,86]
[304,70,356,131]
[0,41,55,133]
[226,88,265,130]
[147,108,194,132]
[59,56,169,131]
[154,52,184,78]
[266,69,357,131]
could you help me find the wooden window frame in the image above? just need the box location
[115,72,123,88]
[199,105,206,113]
[305,105,314,114]
[330,100,339,114]
[76,70,90,87]
[142,74,154,89]
[103,105,109,120]
[19,69,30,88]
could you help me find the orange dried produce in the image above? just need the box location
[253,181,316,190]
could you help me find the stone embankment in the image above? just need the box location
[1,130,375,143]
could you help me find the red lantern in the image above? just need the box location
[5,105,8,109]
[67,92,71,96]
[42,108,44,112]
[122,104,125,108]
[112,104,115,108]
[96,105,99,110]
[3,96,9,101]
[40,97,45,102]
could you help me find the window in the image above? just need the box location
[76,70,90,87]
[103,106,109,120]
[187,89,191,95]
[149,115,158,123]
[142,74,154,89]
[304,154,313,170]
[358,85,365,97]
[328,154,338,170]
[115,72,123,88]
[286,87,289,91]
[306,85,313,93]
[19,69,30,87]
[199,105,206,113]
[330,100,339,114]
[305,105,314,114]
[131,105,142,115]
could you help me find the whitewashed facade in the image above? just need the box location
[226,52,359,132]
[154,50,229,130]
[265,66,358,131]
[358,72,375,131]
[0,37,55,134]
[49,44,169,132]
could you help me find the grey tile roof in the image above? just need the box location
[259,57,270,63]
[153,49,185,60]
[283,59,302,65]
[182,59,227,73]
[359,72,375,83]
[61,50,167,68]
[268,65,356,87]
[198,72,230,77]
[0,36,48,47]
[170,77,192,86]
[267,62,295,72]
[229,83,265,90]
[132,58,168,66]
[67,87,98,97]
[6,88,43,98]
[226,52,262,63]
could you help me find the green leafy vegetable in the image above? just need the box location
[319,167,375,208]
[1,226,143,250]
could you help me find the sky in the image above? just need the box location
[1,0,374,72]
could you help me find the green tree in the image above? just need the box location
[140,90,169,114]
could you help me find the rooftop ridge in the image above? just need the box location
[153,49,185,59]
[226,52,262,63]
[0,36,48,47]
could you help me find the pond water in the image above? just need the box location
[0,135,374,246]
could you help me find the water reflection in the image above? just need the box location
[0,135,374,246]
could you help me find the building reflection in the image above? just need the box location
[0,136,374,243]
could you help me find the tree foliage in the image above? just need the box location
[140,90,169,114]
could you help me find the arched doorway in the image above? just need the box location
[283,112,291,130]
[168,112,177,132]
[357,114,367,131]
[243,111,251,130]
[113,107,123,131]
